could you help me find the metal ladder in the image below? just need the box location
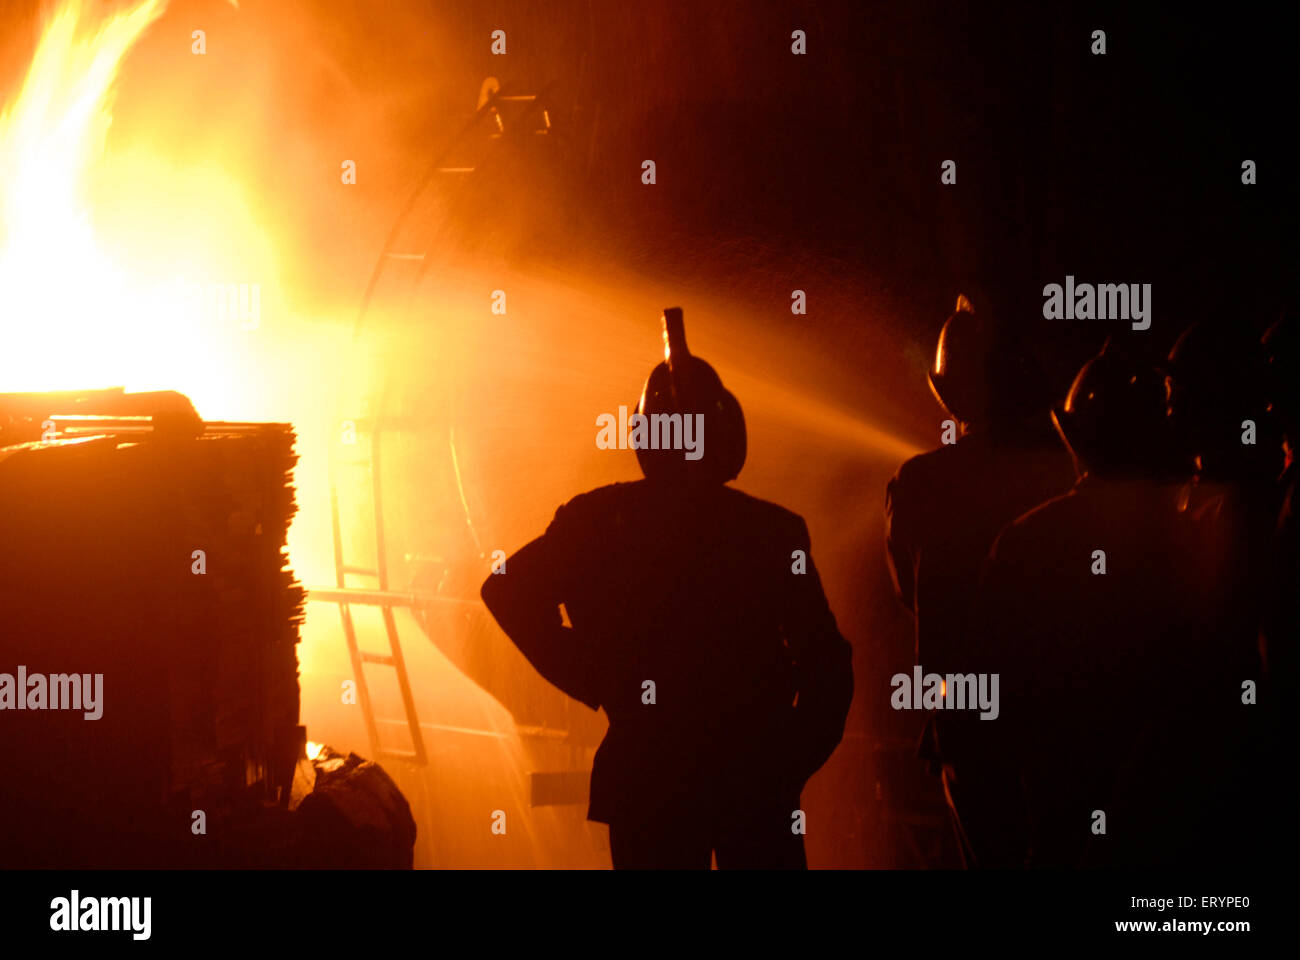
[353,79,555,337]
[314,412,428,766]
[317,79,557,766]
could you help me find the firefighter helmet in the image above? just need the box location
[1052,341,1187,479]
[924,294,1044,427]
[634,308,746,484]
[1166,321,1272,477]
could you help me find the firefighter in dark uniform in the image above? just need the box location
[1164,322,1275,866]
[1260,316,1300,710]
[481,308,854,869]
[884,298,1075,867]
[976,344,1246,867]
[1166,321,1281,632]
[1259,316,1300,865]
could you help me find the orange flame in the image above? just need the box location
[0,0,283,418]
[1,1,167,388]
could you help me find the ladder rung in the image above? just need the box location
[341,565,377,576]
[360,651,395,666]
[308,587,417,607]
[377,749,421,761]
[376,718,508,740]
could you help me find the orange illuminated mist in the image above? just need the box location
[0,0,271,415]
[0,0,930,870]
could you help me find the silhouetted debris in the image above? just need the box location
[293,746,417,869]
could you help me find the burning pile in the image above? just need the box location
[0,3,416,867]
[0,389,305,866]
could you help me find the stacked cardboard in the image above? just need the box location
[0,391,305,867]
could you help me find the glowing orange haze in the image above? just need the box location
[0,0,278,417]
[0,0,927,868]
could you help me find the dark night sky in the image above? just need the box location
[305,0,1294,392]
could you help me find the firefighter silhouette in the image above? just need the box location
[1167,321,1281,627]
[884,297,1075,867]
[481,308,854,869]
[976,344,1246,867]
[1260,315,1300,702]
[1168,321,1282,498]
[1164,322,1273,866]
[1258,315,1300,865]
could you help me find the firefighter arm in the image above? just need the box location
[966,542,1033,865]
[884,474,916,612]
[785,523,855,783]
[480,535,601,711]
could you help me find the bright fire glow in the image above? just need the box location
[0,0,275,417]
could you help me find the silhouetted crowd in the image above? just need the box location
[887,303,1298,868]
[482,304,1294,869]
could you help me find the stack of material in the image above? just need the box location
[0,389,305,867]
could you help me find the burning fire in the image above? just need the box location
[0,0,276,416]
